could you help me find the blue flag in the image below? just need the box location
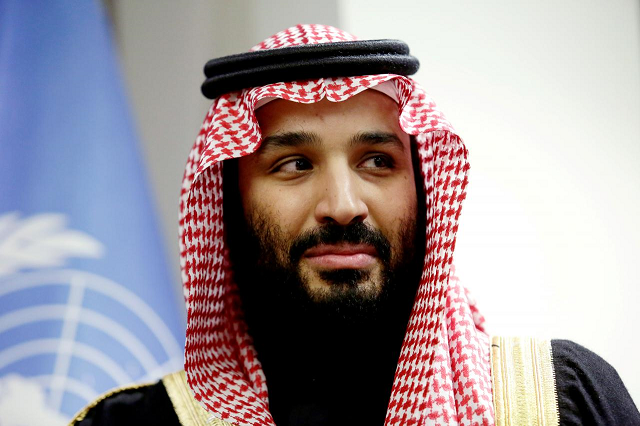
[0,1,185,423]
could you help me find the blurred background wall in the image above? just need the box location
[107,0,640,404]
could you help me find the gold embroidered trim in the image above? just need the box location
[162,370,237,426]
[490,336,559,426]
[68,380,155,424]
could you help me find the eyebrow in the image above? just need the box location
[259,131,320,153]
[348,131,406,152]
[258,130,405,154]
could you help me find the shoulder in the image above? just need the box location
[71,378,180,426]
[551,339,640,426]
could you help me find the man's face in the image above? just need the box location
[236,89,419,304]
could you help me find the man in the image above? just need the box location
[73,25,639,426]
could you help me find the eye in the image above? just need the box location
[359,155,394,169]
[275,158,312,173]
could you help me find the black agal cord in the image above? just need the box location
[201,39,419,99]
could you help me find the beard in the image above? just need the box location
[226,205,425,371]
[231,210,420,327]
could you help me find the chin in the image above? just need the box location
[302,269,384,302]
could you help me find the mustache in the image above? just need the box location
[289,222,391,264]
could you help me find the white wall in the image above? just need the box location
[341,0,640,404]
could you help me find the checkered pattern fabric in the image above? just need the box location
[179,24,494,426]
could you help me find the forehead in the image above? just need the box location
[254,89,405,142]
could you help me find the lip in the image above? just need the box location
[303,244,377,269]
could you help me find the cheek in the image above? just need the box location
[368,172,418,241]
[240,180,313,242]
[378,172,418,213]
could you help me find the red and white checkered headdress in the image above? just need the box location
[179,24,494,425]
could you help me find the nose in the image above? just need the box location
[314,166,369,225]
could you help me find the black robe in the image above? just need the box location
[73,340,640,426]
